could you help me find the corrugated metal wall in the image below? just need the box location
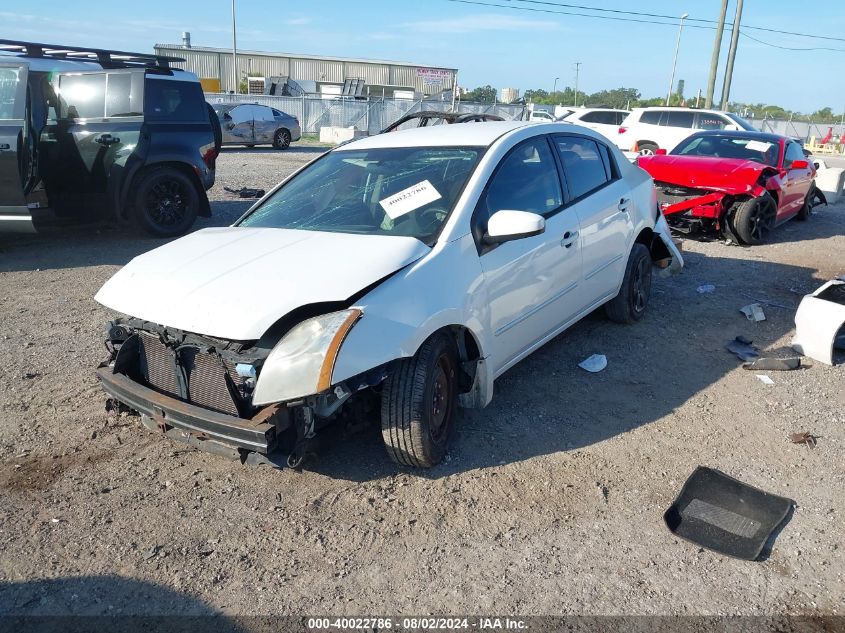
[155,46,455,95]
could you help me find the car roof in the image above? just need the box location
[685,130,786,143]
[339,120,538,150]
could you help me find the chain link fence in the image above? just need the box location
[206,93,527,136]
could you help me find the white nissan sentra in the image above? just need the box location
[95,121,683,468]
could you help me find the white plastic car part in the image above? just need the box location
[791,280,845,365]
[252,309,361,405]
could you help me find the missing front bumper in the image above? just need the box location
[96,367,284,453]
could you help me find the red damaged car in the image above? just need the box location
[638,131,817,245]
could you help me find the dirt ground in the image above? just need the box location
[0,145,843,619]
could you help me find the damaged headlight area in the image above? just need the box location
[252,309,362,405]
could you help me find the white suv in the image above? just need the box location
[615,107,757,155]
[559,108,630,141]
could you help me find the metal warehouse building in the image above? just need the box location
[153,42,457,99]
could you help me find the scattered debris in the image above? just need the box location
[726,336,760,362]
[697,284,716,294]
[789,432,818,449]
[144,545,161,560]
[224,186,266,198]
[792,279,845,365]
[22,372,40,380]
[756,375,775,385]
[664,466,794,560]
[578,354,607,373]
[742,357,802,371]
[739,303,766,322]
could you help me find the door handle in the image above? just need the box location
[95,134,120,146]
[561,230,579,248]
[618,197,631,212]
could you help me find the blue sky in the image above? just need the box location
[3,0,844,112]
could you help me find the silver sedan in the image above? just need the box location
[211,103,301,149]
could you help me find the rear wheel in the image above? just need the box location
[605,243,652,324]
[273,128,291,150]
[381,332,458,468]
[637,142,659,156]
[130,168,199,238]
[731,195,777,245]
[796,185,815,221]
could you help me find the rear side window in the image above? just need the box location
[482,138,562,220]
[144,78,206,122]
[582,111,615,124]
[696,113,729,130]
[0,66,25,120]
[554,136,610,199]
[615,111,628,124]
[640,111,663,125]
[664,111,695,128]
[58,73,106,119]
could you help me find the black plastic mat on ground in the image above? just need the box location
[664,466,795,560]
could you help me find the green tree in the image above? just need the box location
[463,85,497,103]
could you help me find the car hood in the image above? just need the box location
[638,155,774,192]
[95,227,431,340]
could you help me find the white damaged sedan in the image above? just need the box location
[95,121,682,468]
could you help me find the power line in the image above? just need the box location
[505,0,845,43]
[446,0,718,30]
[740,31,845,53]
[447,0,845,45]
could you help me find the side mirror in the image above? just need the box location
[655,148,668,155]
[223,112,232,120]
[790,159,809,170]
[484,210,546,244]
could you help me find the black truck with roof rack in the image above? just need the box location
[0,39,222,236]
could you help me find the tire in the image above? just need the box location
[796,185,815,221]
[730,195,777,245]
[381,332,459,468]
[605,243,652,324]
[130,167,200,238]
[637,142,659,156]
[273,128,292,150]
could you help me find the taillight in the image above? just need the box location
[618,126,628,134]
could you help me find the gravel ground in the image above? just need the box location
[0,145,843,618]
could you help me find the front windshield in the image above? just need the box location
[672,135,780,166]
[238,146,483,242]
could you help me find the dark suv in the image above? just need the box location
[0,40,222,237]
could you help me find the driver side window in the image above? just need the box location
[478,137,562,231]
[784,142,805,167]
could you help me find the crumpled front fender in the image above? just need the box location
[654,213,684,274]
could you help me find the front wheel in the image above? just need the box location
[605,243,652,324]
[130,168,200,238]
[273,128,291,150]
[381,332,459,468]
[730,195,777,245]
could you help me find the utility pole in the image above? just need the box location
[705,0,729,109]
[666,13,689,106]
[553,77,559,94]
[231,0,238,94]
[574,62,581,107]
[720,0,744,111]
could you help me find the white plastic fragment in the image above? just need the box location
[740,303,766,322]
[697,284,716,294]
[791,280,845,365]
[578,354,607,373]
[756,375,775,385]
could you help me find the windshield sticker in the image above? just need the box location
[745,140,773,153]
[379,180,442,220]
